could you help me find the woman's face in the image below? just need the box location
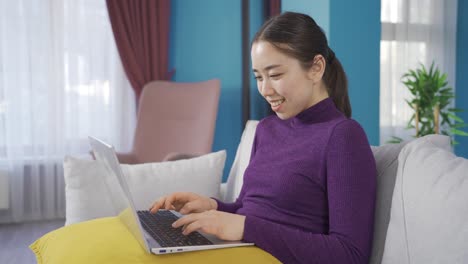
[251,41,327,120]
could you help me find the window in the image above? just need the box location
[379,0,457,144]
[0,0,136,223]
[0,0,135,158]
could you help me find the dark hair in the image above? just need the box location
[253,12,351,118]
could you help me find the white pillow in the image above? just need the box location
[64,150,226,226]
[382,135,468,264]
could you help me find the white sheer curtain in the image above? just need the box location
[380,0,458,144]
[0,0,136,223]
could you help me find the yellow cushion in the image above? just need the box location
[30,217,280,264]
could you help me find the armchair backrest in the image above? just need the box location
[132,79,220,163]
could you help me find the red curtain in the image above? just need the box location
[268,0,281,17]
[106,0,171,103]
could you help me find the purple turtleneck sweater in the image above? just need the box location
[216,98,376,264]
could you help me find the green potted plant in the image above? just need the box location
[388,62,468,145]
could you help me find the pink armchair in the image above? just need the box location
[117,79,220,164]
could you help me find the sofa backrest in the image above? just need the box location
[381,135,468,264]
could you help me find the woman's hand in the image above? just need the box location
[172,210,246,241]
[149,192,217,215]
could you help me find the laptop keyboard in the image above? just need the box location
[137,210,214,247]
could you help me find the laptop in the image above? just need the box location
[88,136,254,254]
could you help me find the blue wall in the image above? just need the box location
[329,0,381,146]
[282,0,330,36]
[170,0,242,181]
[456,0,468,158]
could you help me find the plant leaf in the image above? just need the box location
[448,108,464,113]
[447,113,464,123]
[386,136,404,144]
[452,123,468,128]
[450,128,468,136]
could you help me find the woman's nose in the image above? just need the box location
[259,80,274,97]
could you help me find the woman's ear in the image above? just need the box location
[307,54,326,82]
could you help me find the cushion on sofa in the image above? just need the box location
[369,140,411,264]
[382,135,468,264]
[64,150,226,225]
[30,216,280,264]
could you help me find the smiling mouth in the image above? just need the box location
[271,99,285,107]
[270,99,285,111]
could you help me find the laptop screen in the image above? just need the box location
[89,136,151,253]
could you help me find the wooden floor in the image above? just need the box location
[0,219,65,264]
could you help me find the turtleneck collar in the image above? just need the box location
[289,97,337,127]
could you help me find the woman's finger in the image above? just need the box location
[163,195,178,210]
[182,220,203,235]
[172,213,199,228]
[173,200,186,211]
[179,201,198,215]
[149,197,165,213]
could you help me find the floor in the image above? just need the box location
[0,219,65,264]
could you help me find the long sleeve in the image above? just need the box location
[214,198,242,213]
[242,120,377,264]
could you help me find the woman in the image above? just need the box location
[150,12,376,264]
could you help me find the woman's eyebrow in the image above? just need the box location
[253,64,282,73]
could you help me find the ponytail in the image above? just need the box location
[323,55,351,118]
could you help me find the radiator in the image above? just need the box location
[0,170,8,209]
